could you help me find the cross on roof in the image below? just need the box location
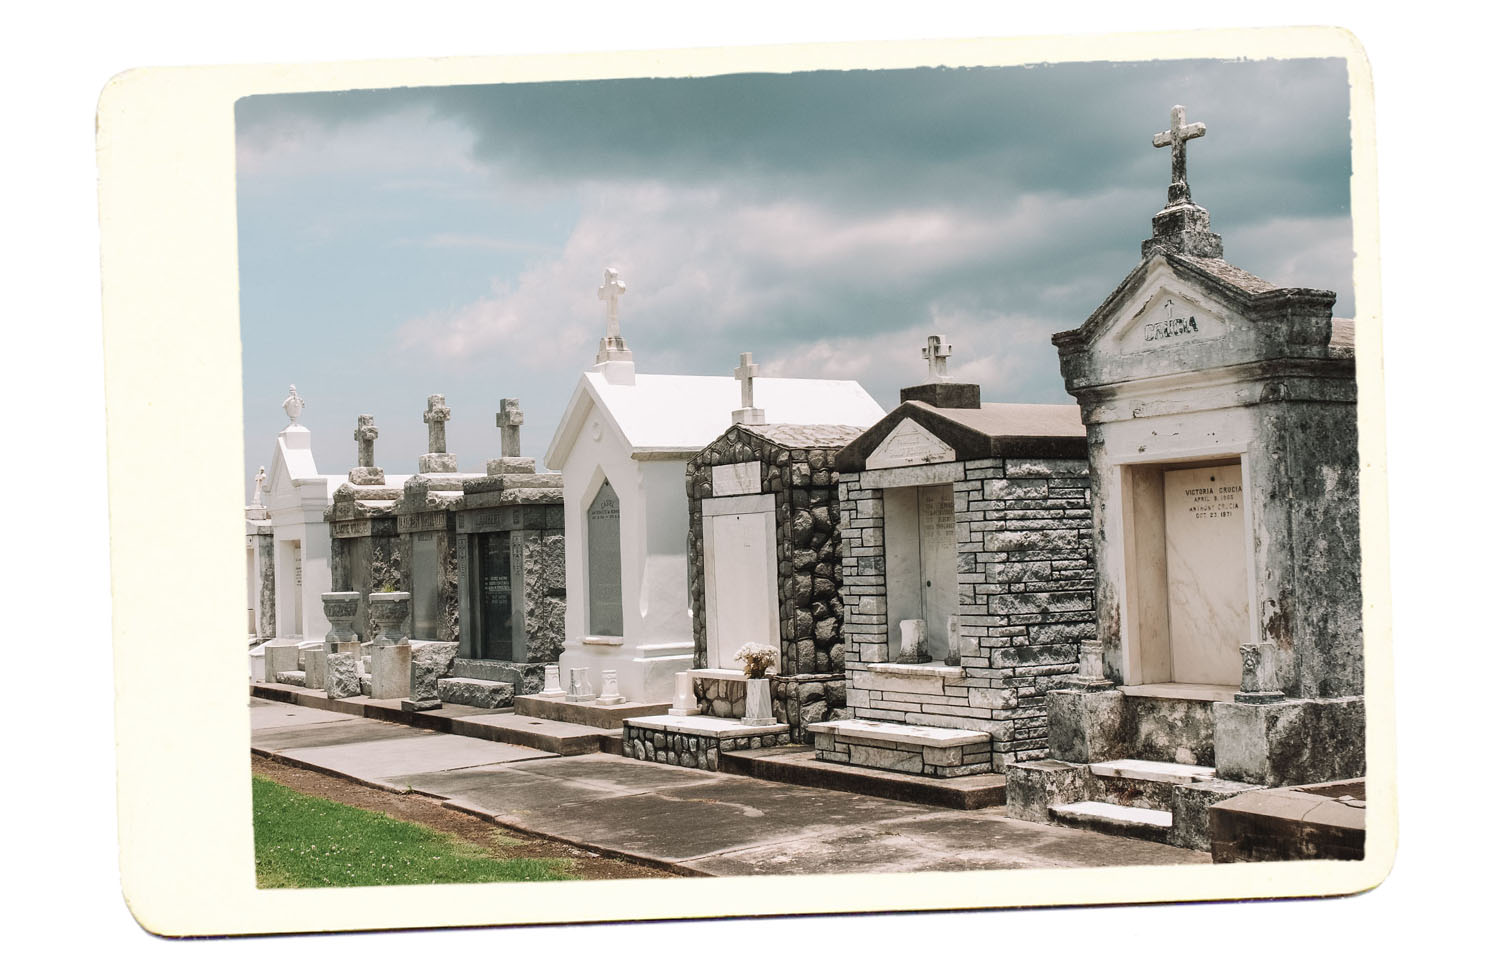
[922,335,952,382]
[423,394,451,454]
[734,352,760,409]
[354,414,379,467]
[496,397,524,458]
[597,267,626,339]
[1152,104,1206,196]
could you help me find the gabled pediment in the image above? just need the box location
[865,418,957,470]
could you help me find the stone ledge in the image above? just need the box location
[1119,682,1236,703]
[866,662,967,681]
[807,718,989,748]
[626,714,790,739]
[1090,758,1217,785]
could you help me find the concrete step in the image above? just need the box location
[721,746,1006,810]
[514,695,670,729]
[1090,759,1216,811]
[437,677,514,709]
[1051,800,1174,843]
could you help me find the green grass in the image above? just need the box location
[252,775,579,888]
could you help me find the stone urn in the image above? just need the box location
[742,678,775,727]
[322,592,361,650]
[368,591,411,647]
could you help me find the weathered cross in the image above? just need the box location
[734,352,760,409]
[1152,104,1206,191]
[423,394,451,454]
[922,335,952,382]
[496,398,524,458]
[354,414,379,467]
[282,384,305,425]
[597,267,627,339]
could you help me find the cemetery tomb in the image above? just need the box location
[546,273,884,714]
[451,398,566,705]
[828,337,1091,776]
[683,395,872,741]
[257,386,346,679]
[1005,106,1365,852]
[325,413,409,641]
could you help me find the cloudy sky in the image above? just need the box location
[237,57,1353,493]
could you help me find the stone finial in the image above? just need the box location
[922,335,953,383]
[281,384,305,426]
[497,398,524,457]
[419,394,457,474]
[594,267,634,369]
[1142,104,1223,259]
[1152,104,1207,207]
[731,351,766,425]
[1069,640,1116,692]
[251,466,267,507]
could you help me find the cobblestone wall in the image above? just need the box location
[622,722,793,771]
[839,456,1095,767]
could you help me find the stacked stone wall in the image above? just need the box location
[622,722,792,771]
[839,456,1095,768]
[686,426,849,735]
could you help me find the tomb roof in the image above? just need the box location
[836,400,1086,472]
[733,423,868,449]
[546,371,885,466]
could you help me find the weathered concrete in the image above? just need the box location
[1213,696,1365,787]
[1209,778,1366,862]
[251,697,1207,874]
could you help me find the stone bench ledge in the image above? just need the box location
[626,714,789,739]
[866,662,966,681]
[807,718,990,748]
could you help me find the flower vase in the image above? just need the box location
[742,677,775,726]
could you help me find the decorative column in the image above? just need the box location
[368,592,412,699]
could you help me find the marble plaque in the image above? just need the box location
[586,481,623,637]
[711,461,762,497]
[411,531,441,640]
[705,508,778,670]
[480,532,514,659]
[1162,464,1249,685]
[867,418,955,470]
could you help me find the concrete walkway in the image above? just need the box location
[251,698,1208,876]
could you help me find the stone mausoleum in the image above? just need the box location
[811,338,1092,778]
[326,413,409,642]
[682,352,870,741]
[1007,106,1363,851]
[451,397,567,705]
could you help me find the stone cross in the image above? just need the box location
[354,414,379,467]
[252,466,267,506]
[423,394,451,454]
[598,267,627,339]
[734,352,760,409]
[496,398,524,458]
[1153,104,1206,197]
[922,335,952,382]
[281,385,304,426]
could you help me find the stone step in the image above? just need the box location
[808,718,994,779]
[721,746,1007,811]
[1051,800,1175,843]
[1089,759,1217,811]
[437,677,514,709]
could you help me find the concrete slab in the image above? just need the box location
[249,703,355,732]
[695,809,1206,876]
[252,718,418,752]
[276,733,557,782]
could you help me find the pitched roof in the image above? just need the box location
[546,371,886,465]
[836,400,1086,472]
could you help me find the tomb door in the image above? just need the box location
[1161,463,1249,685]
[885,484,959,660]
[586,481,624,637]
[704,499,779,670]
[478,531,515,660]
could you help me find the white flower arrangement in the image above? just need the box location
[733,642,779,679]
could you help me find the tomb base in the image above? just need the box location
[1046,688,1128,764]
[437,677,515,709]
[808,719,994,779]
[401,698,442,712]
[1213,696,1365,788]
[557,637,693,706]
[303,647,327,690]
[369,642,412,699]
[514,695,668,729]
[622,714,791,771]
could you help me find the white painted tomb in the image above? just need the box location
[544,270,885,705]
[258,386,348,676]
